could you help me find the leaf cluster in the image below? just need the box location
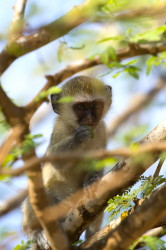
[116,125,148,146]
[130,235,166,250]
[100,48,140,79]
[14,240,33,250]
[146,52,166,75]
[98,24,166,78]
[78,157,118,172]
[35,86,61,102]
[106,175,166,220]
[2,134,43,169]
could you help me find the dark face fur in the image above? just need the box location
[73,99,104,128]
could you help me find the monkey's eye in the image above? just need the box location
[77,104,85,111]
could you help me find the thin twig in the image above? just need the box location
[153,158,165,178]
[0,141,166,176]
[12,0,27,23]
[9,0,27,36]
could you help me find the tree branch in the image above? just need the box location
[0,189,28,216]
[0,0,107,75]
[0,85,24,126]
[9,0,27,34]
[26,163,70,250]
[1,141,166,176]
[115,5,166,20]
[153,158,165,178]
[93,184,166,250]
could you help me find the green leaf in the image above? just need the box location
[101,47,117,64]
[47,87,61,95]
[106,174,166,220]
[112,71,122,78]
[72,240,84,246]
[130,235,166,250]
[95,157,117,169]
[143,236,166,250]
[107,47,117,61]
[124,59,138,66]
[107,61,122,69]
[35,91,47,102]
[14,240,33,250]
[2,134,43,168]
[146,56,157,75]
[58,96,74,103]
[35,87,61,102]
[130,24,166,43]
[98,35,125,43]
[57,42,66,62]
[124,66,140,79]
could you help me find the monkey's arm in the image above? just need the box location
[50,126,91,152]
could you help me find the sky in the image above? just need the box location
[0,0,166,249]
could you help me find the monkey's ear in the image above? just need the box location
[106,85,112,94]
[106,85,112,92]
[50,94,61,114]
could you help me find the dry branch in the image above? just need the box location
[0,0,107,75]
[8,0,107,56]
[0,0,166,75]
[0,189,28,216]
[27,164,69,250]
[115,5,166,20]
[0,141,166,176]
[96,184,166,250]
[153,158,165,178]
[9,0,27,34]
[81,216,166,249]
[12,0,27,22]
[0,85,23,126]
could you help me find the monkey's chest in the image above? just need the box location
[43,163,87,200]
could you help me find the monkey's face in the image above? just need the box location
[50,76,112,128]
[73,100,104,129]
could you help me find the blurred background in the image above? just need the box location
[0,0,166,249]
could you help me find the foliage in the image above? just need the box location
[106,175,166,220]
[2,134,43,169]
[129,235,166,250]
[146,52,166,75]
[35,86,61,102]
[116,125,148,146]
[14,240,33,250]
[100,48,140,79]
[78,157,118,172]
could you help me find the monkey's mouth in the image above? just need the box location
[86,123,97,129]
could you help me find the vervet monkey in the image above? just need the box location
[22,76,112,249]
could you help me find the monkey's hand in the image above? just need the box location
[74,126,92,143]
